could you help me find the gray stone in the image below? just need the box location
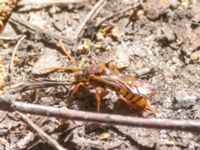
[32,48,62,75]
[175,91,197,109]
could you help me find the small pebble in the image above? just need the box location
[175,91,197,109]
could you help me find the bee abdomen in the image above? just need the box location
[117,88,147,109]
[118,88,128,96]
[122,91,147,109]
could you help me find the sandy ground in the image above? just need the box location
[0,0,200,149]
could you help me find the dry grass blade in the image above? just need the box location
[0,35,21,40]
[18,0,89,6]
[8,35,26,79]
[17,0,89,12]
[96,4,140,27]
[6,79,73,93]
[76,0,106,39]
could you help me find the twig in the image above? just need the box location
[17,112,66,150]
[8,35,26,79]
[0,97,200,133]
[0,35,21,40]
[96,4,140,27]
[6,79,73,93]
[17,0,89,12]
[9,14,75,46]
[76,0,106,39]
[18,0,89,6]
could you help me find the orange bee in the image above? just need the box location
[42,40,158,115]
[68,64,158,115]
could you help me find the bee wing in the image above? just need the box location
[98,68,155,98]
[113,75,155,98]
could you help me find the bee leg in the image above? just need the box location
[65,82,86,105]
[58,39,77,66]
[118,94,142,114]
[95,87,106,112]
[118,95,133,107]
[78,57,86,68]
[39,66,79,74]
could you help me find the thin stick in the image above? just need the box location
[76,0,106,39]
[8,35,26,78]
[0,97,200,133]
[9,15,74,46]
[18,0,89,6]
[96,5,139,27]
[0,35,21,40]
[17,0,89,12]
[17,112,66,150]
